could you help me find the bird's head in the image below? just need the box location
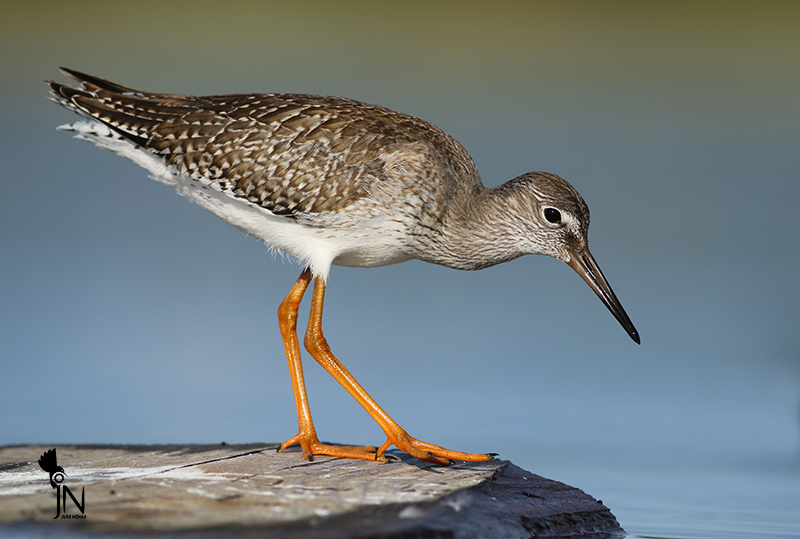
[507,171,640,344]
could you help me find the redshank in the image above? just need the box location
[48,68,639,465]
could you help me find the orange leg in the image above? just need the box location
[299,274,494,465]
[277,269,378,461]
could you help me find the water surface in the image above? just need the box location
[1,3,798,537]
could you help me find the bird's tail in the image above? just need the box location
[47,68,186,187]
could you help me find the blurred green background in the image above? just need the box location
[2,2,799,536]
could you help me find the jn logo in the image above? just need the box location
[37,448,86,519]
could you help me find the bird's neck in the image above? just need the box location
[413,184,529,271]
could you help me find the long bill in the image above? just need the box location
[566,247,640,344]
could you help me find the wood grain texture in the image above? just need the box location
[1,444,624,538]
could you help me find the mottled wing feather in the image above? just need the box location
[53,73,405,217]
[50,70,482,228]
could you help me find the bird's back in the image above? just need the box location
[49,70,484,275]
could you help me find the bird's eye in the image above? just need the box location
[544,208,562,224]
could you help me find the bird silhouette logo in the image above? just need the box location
[37,448,86,519]
[38,448,66,489]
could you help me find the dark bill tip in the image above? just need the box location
[566,248,640,344]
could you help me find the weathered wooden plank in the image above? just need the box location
[0,444,624,538]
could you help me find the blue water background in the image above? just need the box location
[1,3,798,537]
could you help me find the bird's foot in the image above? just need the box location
[378,429,496,465]
[279,432,382,462]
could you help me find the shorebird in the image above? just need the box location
[48,68,639,465]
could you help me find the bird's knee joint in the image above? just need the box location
[304,331,330,354]
[278,300,300,322]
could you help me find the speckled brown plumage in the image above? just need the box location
[49,70,478,222]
